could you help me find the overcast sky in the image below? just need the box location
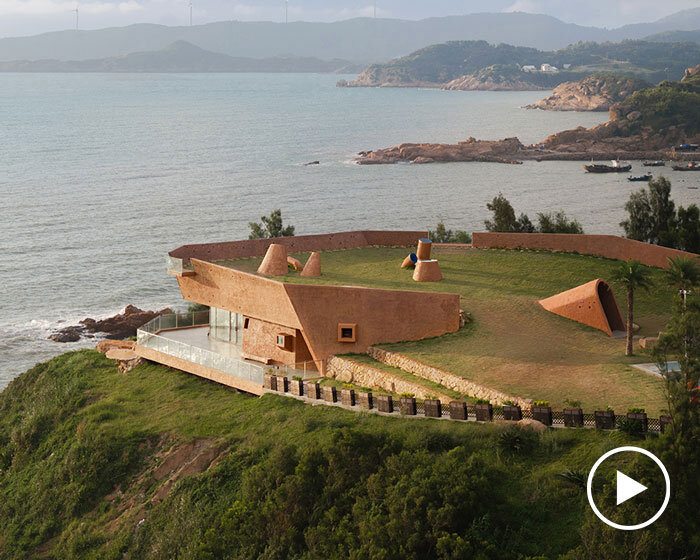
[1,0,698,38]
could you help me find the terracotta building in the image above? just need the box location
[135,231,461,394]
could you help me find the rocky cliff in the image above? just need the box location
[525,74,651,111]
[443,65,550,91]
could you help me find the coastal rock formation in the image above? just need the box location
[443,66,549,91]
[683,64,700,81]
[525,74,650,111]
[49,305,172,342]
[356,137,524,165]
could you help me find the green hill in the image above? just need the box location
[612,65,700,136]
[644,29,700,44]
[344,39,700,88]
[0,350,653,558]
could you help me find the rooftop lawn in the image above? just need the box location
[216,246,678,414]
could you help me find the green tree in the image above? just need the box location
[620,177,676,246]
[666,256,700,310]
[676,203,700,253]
[610,260,654,356]
[484,193,533,233]
[428,221,471,243]
[536,211,584,234]
[248,209,295,239]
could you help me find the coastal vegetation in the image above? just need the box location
[484,193,584,234]
[428,221,471,244]
[621,178,700,252]
[248,209,296,239]
[616,66,700,136]
[341,39,700,89]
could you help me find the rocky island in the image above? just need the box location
[525,74,651,111]
[356,66,700,165]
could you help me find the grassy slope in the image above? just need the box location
[0,350,643,559]
[220,247,674,413]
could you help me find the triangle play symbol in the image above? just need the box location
[616,471,647,505]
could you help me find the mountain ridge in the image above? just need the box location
[1,10,699,63]
[0,40,360,73]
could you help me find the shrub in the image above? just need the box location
[533,400,550,408]
[497,426,536,455]
[555,469,587,489]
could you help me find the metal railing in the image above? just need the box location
[139,310,210,334]
[137,310,267,386]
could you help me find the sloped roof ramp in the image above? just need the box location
[538,279,625,336]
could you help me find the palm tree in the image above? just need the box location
[666,256,700,311]
[611,260,654,356]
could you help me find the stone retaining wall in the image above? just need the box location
[326,356,453,403]
[367,347,530,408]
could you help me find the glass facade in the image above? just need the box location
[209,307,242,344]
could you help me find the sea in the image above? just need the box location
[1,72,698,388]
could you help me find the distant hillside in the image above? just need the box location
[525,74,651,111]
[340,39,700,89]
[1,9,700,64]
[0,41,360,73]
[644,29,700,44]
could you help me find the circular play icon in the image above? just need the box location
[587,446,670,531]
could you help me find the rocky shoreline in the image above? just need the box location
[356,103,700,165]
[49,305,171,342]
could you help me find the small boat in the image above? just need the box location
[643,160,665,167]
[584,159,632,173]
[672,162,700,171]
[628,174,652,182]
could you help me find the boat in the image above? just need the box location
[672,162,700,171]
[627,174,652,182]
[673,144,699,153]
[584,159,632,173]
[643,160,665,167]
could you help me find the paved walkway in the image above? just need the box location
[631,361,681,378]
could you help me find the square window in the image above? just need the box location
[276,333,293,350]
[337,323,357,343]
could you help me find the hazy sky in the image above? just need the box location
[1,0,698,38]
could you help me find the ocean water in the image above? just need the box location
[1,73,698,388]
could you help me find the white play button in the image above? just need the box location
[616,471,647,505]
[588,446,670,531]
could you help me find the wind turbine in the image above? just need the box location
[285,0,288,24]
[72,4,79,30]
[374,1,377,18]
[189,1,193,26]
